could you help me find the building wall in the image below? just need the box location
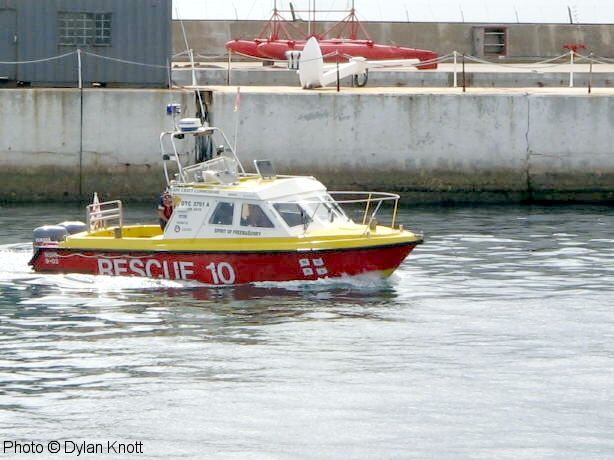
[173,20,614,61]
[0,5,17,80]
[0,87,612,203]
[208,88,614,202]
[0,0,171,87]
[0,89,195,201]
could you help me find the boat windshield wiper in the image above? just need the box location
[304,201,324,232]
[301,208,310,232]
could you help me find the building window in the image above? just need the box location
[58,12,112,46]
[483,27,506,56]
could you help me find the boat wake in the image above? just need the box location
[21,271,391,294]
[253,272,391,291]
[0,243,191,293]
[0,243,37,281]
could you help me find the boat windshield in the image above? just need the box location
[274,194,348,231]
[273,203,312,228]
[302,194,346,224]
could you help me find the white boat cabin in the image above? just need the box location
[83,112,399,239]
[161,124,350,239]
[165,174,351,239]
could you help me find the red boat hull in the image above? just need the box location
[29,243,417,285]
[225,39,270,59]
[226,39,438,69]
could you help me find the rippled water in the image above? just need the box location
[0,204,613,459]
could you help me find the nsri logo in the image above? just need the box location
[299,257,328,276]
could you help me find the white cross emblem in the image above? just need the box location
[298,257,328,277]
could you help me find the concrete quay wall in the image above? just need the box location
[173,66,614,89]
[0,89,195,202]
[0,87,612,203]
[209,87,614,202]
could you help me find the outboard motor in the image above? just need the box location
[33,225,68,249]
[58,221,88,235]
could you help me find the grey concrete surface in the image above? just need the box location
[1,86,612,203]
[0,89,195,202]
[206,86,614,202]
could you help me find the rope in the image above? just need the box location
[416,52,455,66]
[0,50,77,65]
[463,51,573,70]
[83,51,169,69]
[172,50,191,59]
[225,48,455,68]
[227,51,283,62]
[223,49,345,65]
[225,48,350,63]
[194,52,234,61]
[520,52,572,66]
[575,52,614,65]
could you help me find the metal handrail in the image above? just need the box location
[86,200,123,231]
[328,191,400,202]
[330,191,400,230]
[160,126,247,187]
[274,191,401,229]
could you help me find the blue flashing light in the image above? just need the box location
[166,103,181,115]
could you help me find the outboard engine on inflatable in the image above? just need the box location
[32,221,87,250]
[33,225,68,249]
[58,221,88,235]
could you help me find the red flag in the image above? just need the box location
[91,192,103,230]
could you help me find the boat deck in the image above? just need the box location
[63,224,420,252]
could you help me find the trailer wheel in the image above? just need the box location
[353,70,368,87]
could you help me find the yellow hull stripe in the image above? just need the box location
[60,225,421,252]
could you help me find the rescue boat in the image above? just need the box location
[29,108,423,285]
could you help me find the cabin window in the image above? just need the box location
[274,203,311,228]
[304,196,341,223]
[58,12,112,46]
[323,195,345,221]
[209,202,234,225]
[240,204,274,228]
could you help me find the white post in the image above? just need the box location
[189,49,197,86]
[77,48,82,89]
[233,87,241,154]
[453,51,458,88]
[227,51,232,86]
[569,50,574,88]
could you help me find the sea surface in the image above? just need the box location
[0,203,613,459]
